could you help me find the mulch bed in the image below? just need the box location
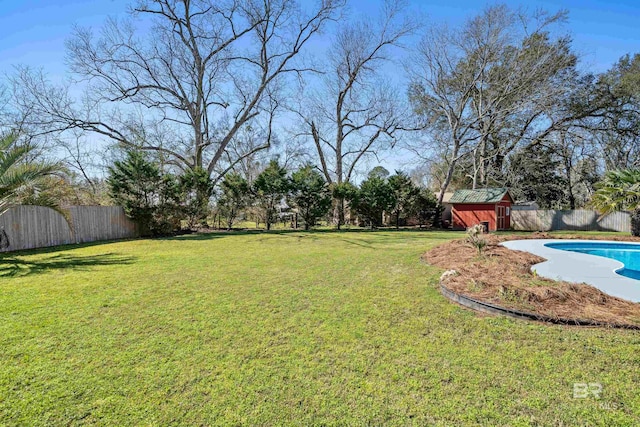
[423,232,640,327]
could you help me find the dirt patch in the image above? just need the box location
[423,233,640,327]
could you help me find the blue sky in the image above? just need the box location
[0,0,129,78]
[1,0,638,78]
[0,0,637,176]
[425,0,639,72]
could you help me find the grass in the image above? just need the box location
[1,230,639,425]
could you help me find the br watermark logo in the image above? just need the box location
[573,382,602,399]
[573,382,624,410]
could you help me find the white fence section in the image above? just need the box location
[0,205,138,252]
[511,209,630,233]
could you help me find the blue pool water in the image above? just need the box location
[545,242,640,280]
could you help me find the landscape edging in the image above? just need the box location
[439,272,640,330]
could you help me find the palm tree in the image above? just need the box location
[591,169,640,236]
[0,133,65,216]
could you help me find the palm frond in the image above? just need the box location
[591,169,640,215]
[0,133,70,227]
[0,163,61,196]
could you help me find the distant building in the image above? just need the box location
[512,201,539,210]
[449,188,513,231]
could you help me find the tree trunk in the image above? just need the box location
[266,210,272,230]
[433,204,444,228]
[631,209,640,237]
[568,191,576,210]
[335,198,345,230]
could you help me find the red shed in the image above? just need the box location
[450,188,513,231]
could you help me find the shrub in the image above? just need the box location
[107,151,181,236]
[466,223,487,255]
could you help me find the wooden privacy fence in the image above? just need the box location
[0,205,138,253]
[511,209,630,233]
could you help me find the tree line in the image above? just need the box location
[107,149,436,234]
[0,0,639,233]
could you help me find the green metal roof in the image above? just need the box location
[448,188,510,204]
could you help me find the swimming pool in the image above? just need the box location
[501,239,640,302]
[545,241,640,280]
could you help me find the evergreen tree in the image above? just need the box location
[354,175,393,228]
[507,146,568,208]
[253,160,289,230]
[179,167,214,228]
[217,173,250,229]
[289,165,332,230]
[411,187,438,228]
[388,171,420,228]
[107,151,180,235]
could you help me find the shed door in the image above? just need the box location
[497,206,506,230]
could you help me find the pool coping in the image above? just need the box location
[500,239,640,303]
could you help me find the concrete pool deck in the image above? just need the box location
[501,239,640,303]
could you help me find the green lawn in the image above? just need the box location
[1,230,639,426]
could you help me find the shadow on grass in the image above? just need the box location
[0,237,141,258]
[162,227,463,243]
[0,253,137,278]
[159,227,463,252]
[156,230,256,242]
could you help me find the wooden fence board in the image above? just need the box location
[0,206,138,252]
[511,209,630,232]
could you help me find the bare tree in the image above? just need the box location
[408,5,580,203]
[554,129,599,209]
[13,0,344,184]
[583,54,640,171]
[298,0,417,186]
[407,17,489,203]
[0,74,59,163]
[293,0,418,226]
